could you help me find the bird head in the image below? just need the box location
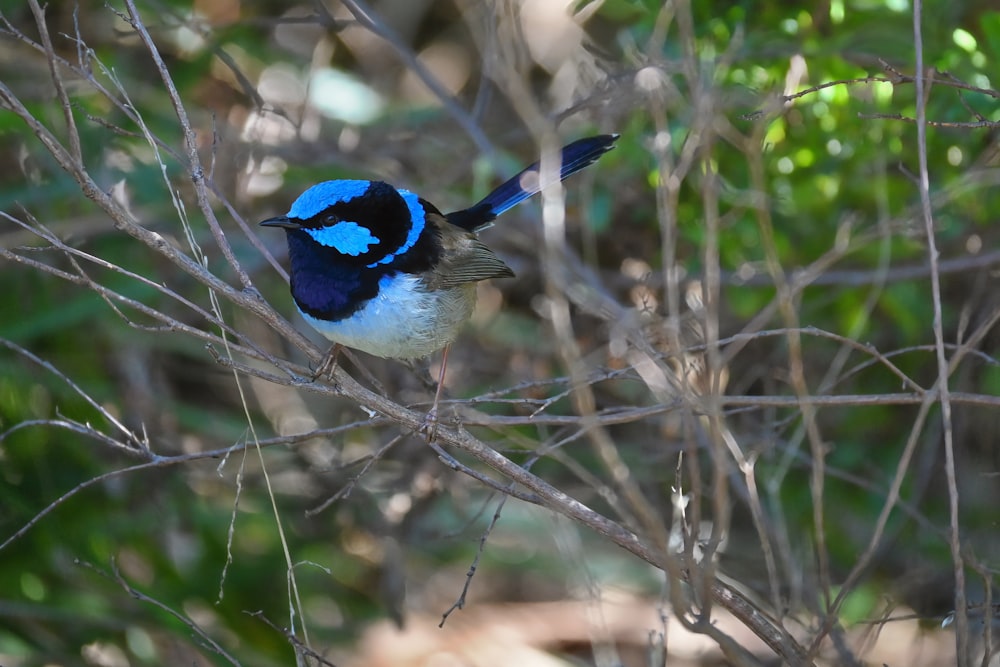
[260,179,428,268]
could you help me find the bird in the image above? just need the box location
[260,134,618,432]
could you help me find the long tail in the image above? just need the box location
[446,134,618,232]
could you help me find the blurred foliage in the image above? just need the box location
[2,0,1000,665]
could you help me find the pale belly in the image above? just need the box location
[299,274,477,359]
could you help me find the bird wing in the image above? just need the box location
[424,217,515,290]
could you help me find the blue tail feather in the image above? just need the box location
[446,134,618,231]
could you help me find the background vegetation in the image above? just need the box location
[2,0,999,665]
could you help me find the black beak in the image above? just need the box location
[259,215,301,229]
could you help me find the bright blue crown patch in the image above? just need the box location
[288,179,371,220]
[305,221,380,256]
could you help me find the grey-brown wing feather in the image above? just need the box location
[424,216,515,290]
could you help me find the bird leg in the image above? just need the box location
[312,343,343,381]
[420,344,450,442]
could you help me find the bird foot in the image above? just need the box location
[312,343,342,382]
[418,407,440,442]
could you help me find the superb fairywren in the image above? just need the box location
[261,134,617,423]
[261,134,617,360]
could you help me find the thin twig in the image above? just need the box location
[910,2,968,662]
[75,558,242,666]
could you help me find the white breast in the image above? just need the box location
[298,274,477,359]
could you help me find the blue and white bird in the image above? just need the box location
[260,134,618,367]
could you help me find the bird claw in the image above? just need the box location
[419,407,439,442]
[312,343,342,382]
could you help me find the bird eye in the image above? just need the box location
[323,213,339,226]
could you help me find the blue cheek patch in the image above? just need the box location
[368,189,425,267]
[289,180,371,219]
[306,222,381,256]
